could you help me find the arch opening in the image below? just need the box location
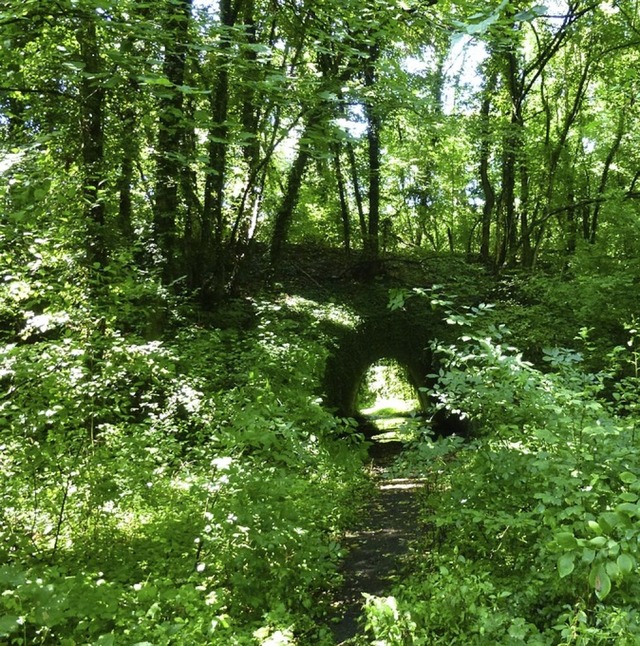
[355,358,425,437]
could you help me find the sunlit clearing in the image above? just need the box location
[358,359,420,419]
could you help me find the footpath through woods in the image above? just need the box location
[330,437,429,644]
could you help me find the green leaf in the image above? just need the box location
[557,553,575,578]
[586,520,602,534]
[620,471,637,484]
[514,4,547,22]
[595,568,612,600]
[615,502,639,515]
[138,75,173,87]
[589,536,607,547]
[606,560,620,579]
[555,531,578,549]
[0,615,20,637]
[617,553,634,574]
[452,0,508,35]
[599,512,627,532]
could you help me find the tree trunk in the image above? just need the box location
[497,48,523,267]
[478,69,497,264]
[346,141,367,244]
[589,104,627,244]
[153,0,192,283]
[498,134,517,267]
[269,143,311,271]
[333,144,351,254]
[566,181,577,256]
[116,88,138,242]
[363,44,381,268]
[76,11,107,269]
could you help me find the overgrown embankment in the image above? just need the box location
[341,289,640,644]
[4,247,640,644]
[0,295,371,644]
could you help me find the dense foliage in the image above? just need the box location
[3,0,640,643]
[362,292,640,644]
[0,292,369,644]
[2,0,639,294]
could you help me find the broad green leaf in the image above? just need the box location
[617,553,634,574]
[555,531,578,549]
[557,553,575,578]
[0,615,20,637]
[586,520,602,534]
[595,569,612,600]
[620,471,637,484]
[599,512,627,532]
[615,502,639,515]
[589,536,607,547]
[138,75,173,87]
[606,560,620,579]
[514,4,547,22]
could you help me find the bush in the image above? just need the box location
[0,294,367,644]
[362,293,640,645]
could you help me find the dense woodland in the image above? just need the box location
[3,0,640,643]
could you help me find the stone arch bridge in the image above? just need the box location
[321,296,462,435]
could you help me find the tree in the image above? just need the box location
[153,0,193,284]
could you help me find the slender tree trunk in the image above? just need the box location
[225,0,268,293]
[589,104,628,244]
[269,108,328,271]
[498,136,517,266]
[333,144,351,254]
[201,0,236,297]
[268,32,351,271]
[116,87,139,242]
[363,44,381,267]
[519,161,533,267]
[117,129,134,240]
[269,142,311,270]
[498,48,524,267]
[566,182,577,256]
[77,11,106,269]
[153,0,192,283]
[112,19,144,244]
[479,70,497,264]
[346,141,367,244]
[181,96,205,289]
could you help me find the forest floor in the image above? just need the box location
[329,436,428,644]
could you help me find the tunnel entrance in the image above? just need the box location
[321,303,467,439]
[322,308,437,438]
[356,359,422,435]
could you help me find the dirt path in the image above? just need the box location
[330,440,426,644]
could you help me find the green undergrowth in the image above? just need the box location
[360,290,640,645]
[0,291,368,645]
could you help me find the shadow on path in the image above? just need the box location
[330,439,426,644]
